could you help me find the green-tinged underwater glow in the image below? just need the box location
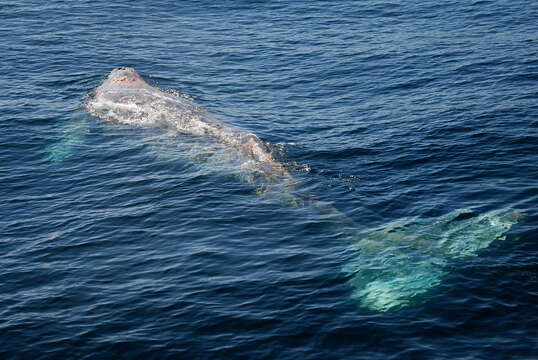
[46,113,88,163]
[342,208,522,312]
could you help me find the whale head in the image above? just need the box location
[86,67,157,125]
[98,67,150,91]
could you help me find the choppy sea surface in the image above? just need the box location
[1,1,538,358]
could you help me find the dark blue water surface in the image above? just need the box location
[2,0,538,358]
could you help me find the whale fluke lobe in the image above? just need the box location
[343,207,522,311]
[86,67,289,181]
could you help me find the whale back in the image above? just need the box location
[85,67,291,181]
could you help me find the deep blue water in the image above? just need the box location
[2,0,538,358]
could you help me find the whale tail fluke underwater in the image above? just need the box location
[50,67,522,312]
[342,207,522,311]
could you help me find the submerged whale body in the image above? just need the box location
[81,67,522,312]
[86,67,289,180]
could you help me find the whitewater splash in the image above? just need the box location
[343,207,522,311]
[51,67,522,312]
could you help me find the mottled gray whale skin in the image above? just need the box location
[86,67,289,179]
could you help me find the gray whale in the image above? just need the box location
[83,67,521,312]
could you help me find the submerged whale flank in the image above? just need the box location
[86,67,289,179]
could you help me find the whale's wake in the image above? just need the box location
[51,67,522,312]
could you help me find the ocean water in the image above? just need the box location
[1,0,538,358]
